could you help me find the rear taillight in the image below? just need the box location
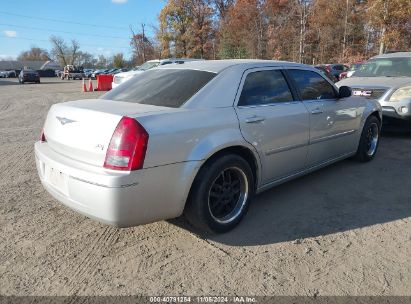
[104,117,149,171]
[40,129,46,142]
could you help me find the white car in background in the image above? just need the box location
[112,58,202,89]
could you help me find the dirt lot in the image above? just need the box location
[0,78,410,296]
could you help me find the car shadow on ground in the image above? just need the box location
[0,79,20,85]
[0,79,75,86]
[169,131,411,246]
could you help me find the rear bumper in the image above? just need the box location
[35,141,201,227]
[22,76,40,82]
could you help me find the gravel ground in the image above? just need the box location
[0,78,410,296]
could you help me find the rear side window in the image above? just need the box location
[238,70,293,106]
[102,69,216,108]
[288,69,337,100]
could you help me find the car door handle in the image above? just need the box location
[311,108,323,114]
[245,115,266,123]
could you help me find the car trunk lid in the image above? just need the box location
[43,99,170,167]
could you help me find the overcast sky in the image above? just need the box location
[0,0,165,60]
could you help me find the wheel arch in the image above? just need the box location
[203,145,260,190]
[369,110,382,126]
[184,144,261,211]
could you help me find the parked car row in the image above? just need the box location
[54,67,130,80]
[112,58,202,88]
[0,70,17,78]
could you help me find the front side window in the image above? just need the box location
[238,70,293,106]
[288,69,337,100]
[101,69,216,108]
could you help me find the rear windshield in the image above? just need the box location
[101,69,217,108]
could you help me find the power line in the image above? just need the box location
[0,36,130,49]
[0,11,130,31]
[0,23,130,40]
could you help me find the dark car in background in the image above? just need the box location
[91,69,109,79]
[339,61,366,80]
[18,70,40,84]
[314,65,338,82]
[83,69,94,78]
[316,64,348,81]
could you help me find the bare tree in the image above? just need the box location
[69,39,80,65]
[50,36,81,66]
[50,36,68,66]
[297,0,310,63]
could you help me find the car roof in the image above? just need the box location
[371,52,411,59]
[157,59,308,73]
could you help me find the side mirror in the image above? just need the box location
[339,86,352,98]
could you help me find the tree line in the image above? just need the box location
[136,0,410,64]
[16,37,127,69]
[15,0,411,67]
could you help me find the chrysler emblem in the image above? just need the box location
[56,116,76,125]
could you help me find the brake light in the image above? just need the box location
[40,129,46,142]
[104,117,149,171]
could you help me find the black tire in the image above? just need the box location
[184,154,254,233]
[353,115,381,162]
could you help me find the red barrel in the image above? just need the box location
[96,74,114,91]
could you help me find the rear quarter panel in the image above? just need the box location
[354,97,382,142]
[138,107,258,168]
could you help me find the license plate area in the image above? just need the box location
[45,165,68,196]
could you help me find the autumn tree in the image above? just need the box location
[130,31,156,64]
[17,46,50,61]
[367,0,411,54]
[152,0,411,63]
[158,0,215,58]
[265,0,301,61]
[188,0,214,58]
[220,0,266,59]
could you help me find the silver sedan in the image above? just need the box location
[35,60,382,233]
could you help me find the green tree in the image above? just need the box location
[112,53,126,68]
